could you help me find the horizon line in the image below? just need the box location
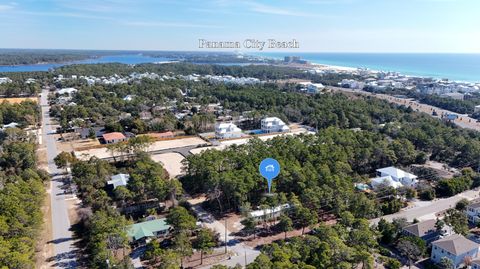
[0,47,479,54]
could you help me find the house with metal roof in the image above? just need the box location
[431,234,479,268]
[127,218,171,243]
[107,174,130,189]
[249,203,291,222]
[370,175,403,190]
[376,166,418,187]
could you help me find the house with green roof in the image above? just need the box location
[127,218,171,243]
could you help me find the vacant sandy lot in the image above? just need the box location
[75,136,207,160]
[151,152,185,178]
[0,97,37,103]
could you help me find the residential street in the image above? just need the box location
[41,89,78,268]
[370,188,480,225]
[191,204,261,268]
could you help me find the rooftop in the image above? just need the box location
[468,201,480,210]
[127,218,171,241]
[107,173,130,189]
[376,166,417,179]
[432,234,479,255]
[370,175,403,189]
[250,203,291,218]
[102,132,126,141]
[403,219,437,237]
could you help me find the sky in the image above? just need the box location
[0,0,479,52]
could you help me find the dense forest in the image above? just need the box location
[183,129,419,218]
[65,148,184,268]
[0,100,39,126]
[247,214,382,269]
[0,49,105,65]
[0,101,48,268]
[0,49,266,66]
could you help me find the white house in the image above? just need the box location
[376,166,418,187]
[299,82,325,94]
[370,175,403,190]
[107,173,130,189]
[249,204,291,222]
[431,234,479,268]
[57,87,78,96]
[466,201,480,224]
[0,77,12,84]
[261,117,289,134]
[123,95,135,101]
[1,122,19,130]
[215,122,242,139]
[475,105,480,113]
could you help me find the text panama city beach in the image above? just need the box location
[198,39,299,50]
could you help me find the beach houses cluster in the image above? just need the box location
[204,74,262,85]
[54,72,166,86]
[0,77,12,84]
[214,116,290,140]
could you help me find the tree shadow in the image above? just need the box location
[48,237,73,244]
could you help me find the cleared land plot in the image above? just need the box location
[0,97,37,103]
[151,152,185,178]
[75,136,207,160]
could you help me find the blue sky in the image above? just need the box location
[0,0,479,52]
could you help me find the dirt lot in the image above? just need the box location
[0,97,38,103]
[55,136,101,153]
[151,152,185,178]
[75,136,207,160]
[411,160,457,179]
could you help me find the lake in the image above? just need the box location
[0,54,171,73]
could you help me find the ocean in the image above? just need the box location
[254,52,480,83]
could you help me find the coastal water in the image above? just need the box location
[255,52,480,82]
[0,54,170,73]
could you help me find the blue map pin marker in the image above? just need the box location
[259,158,280,193]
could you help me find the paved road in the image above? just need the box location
[330,86,480,132]
[370,189,480,225]
[100,145,198,162]
[41,89,78,268]
[191,204,260,269]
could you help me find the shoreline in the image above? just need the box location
[303,61,479,85]
[253,53,480,84]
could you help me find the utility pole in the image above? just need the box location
[225,218,228,254]
[244,249,247,268]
